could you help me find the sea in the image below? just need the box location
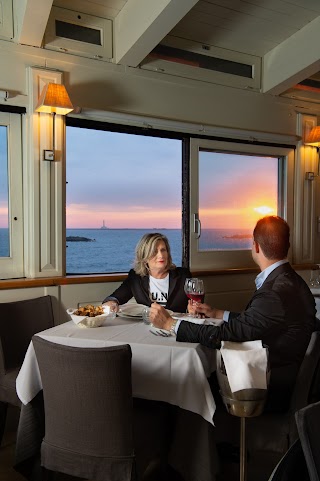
[0,227,252,274]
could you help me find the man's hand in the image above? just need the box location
[102,301,119,313]
[149,303,174,331]
[194,303,224,319]
[187,300,197,316]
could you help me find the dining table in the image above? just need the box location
[311,287,320,319]
[14,312,220,481]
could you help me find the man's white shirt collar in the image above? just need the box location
[255,259,289,290]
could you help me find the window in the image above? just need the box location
[0,112,23,279]
[66,124,183,274]
[0,125,9,257]
[190,138,293,270]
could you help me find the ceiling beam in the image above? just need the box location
[114,0,199,67]
[14,0,53,48]
[262,16,320,95]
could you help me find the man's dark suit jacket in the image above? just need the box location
[102,267,191,313]
[177,263,317,410]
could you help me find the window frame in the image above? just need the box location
[189,137,294,270]
[65,117,295,274]
[66,117,190,273]
[0,112,24,279]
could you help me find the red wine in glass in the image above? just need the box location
[188,293,204,303]
[184,278,205,316]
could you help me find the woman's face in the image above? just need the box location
[147,240,169,275]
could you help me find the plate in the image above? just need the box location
[118,304,146,317]
[118,304,174,319]
[117,312,143,320]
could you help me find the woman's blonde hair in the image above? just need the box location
[134,233,176,276]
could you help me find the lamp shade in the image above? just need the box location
[35,82,74,115]
[305,126,320,146]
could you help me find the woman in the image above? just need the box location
[102,232,191,313]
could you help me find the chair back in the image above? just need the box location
[289,331,320,415]
[32,336,135,481]
[295,401,320,481]
[267,439,309,481]
[0,295,54,374]
[246,331,320,456]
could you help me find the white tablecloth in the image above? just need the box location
[16,318,216,425]
[311,287,320,319]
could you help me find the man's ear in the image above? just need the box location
[254,241,259,253]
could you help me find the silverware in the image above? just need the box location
[159,329,171,337]
[150,329,171,337]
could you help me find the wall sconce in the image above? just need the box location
[305,126,320,180]
[35,82,74,161]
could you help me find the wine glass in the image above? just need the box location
[184,278,205,317]
[309,267,320,288]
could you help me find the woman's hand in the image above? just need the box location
[102,301,119,313]
[149,303,174,331]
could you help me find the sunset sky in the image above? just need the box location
[66,127,278,230]
[0,126,8,228]
[199,151,278,230]
[0,126,278,230]
[66,127,182,229]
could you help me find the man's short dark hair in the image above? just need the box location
[253,216,290,260]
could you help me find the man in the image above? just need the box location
[150,216,317,410]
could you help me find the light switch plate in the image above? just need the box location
[44,150,54,161]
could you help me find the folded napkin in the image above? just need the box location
[220,340,268,393]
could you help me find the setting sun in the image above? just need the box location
[254,206,275,215]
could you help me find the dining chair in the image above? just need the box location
[295,401,320,481]
[267,438,309,481]
[309,352,320,404]
[246,330,320,455]
[32,336,136,481]
[0,295,54,445]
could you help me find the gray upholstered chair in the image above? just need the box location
[247,331,320,455]
[32,336,136,481]
[295,401,320,481]
[0,295,54,445]
[267,439,309,481]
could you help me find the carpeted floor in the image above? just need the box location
[0,406,25,481]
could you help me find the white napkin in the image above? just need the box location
[220,340,268,393]
[67,308,87,325]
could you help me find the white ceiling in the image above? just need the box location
[12,0,320,96]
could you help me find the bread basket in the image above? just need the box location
[67,305,116,328]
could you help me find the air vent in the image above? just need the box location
[150,45,253,79]
[295,78,320,93]
[140,36,261,91]
[44,7,113,61]
[281,76,320,103]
